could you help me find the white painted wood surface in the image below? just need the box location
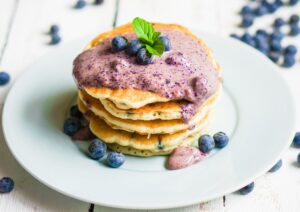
[0,0,299,211]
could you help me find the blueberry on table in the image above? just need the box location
[241,14,254,28]
[255,39,269,54]
[49,24,59,34]
[241,32,252,43]
[293,132,300,148]
[137,48,154,65]
[241,5,252,15]
[270,30,284,41]
[94,0,104,5]
[289,0,299,6]
[239,182,254,195]
[273,18,285,28]
[107,152,125,168]
[275,0,284,7]
[75,0,86,9]
[88,139,107,160]
[63,117,81,136]
[267,3,279,13]
[268,52,281,63]
[159,36,171,51]
[50,33,61,45]
[213,132,229,148]
[256,29,268,38]
[0,177,14,193]
[289,14,299,24]
[270,39,282,52]
[111,36,128,52]
[70,105,82,118]
[198,135,215,153]
[0,72,10,85]
[126,39,143,56]
[285,45,297,55]
[255,5,268,16]
[289,23,300,36]
[283,54,296,67]
[269,159,282,172]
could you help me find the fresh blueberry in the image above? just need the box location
[241,32,252,43]
[239,182,255,195]
[255,39,270,54]
[241,5,252,15]
[230,34,240,40]
[94,0,104,5]
[255,5,268,16]
[137,48,154,65]
[50,33,61,45]
[297,153,300,166]
[293,132,300,147]
[198,135,215,153]
[283,54,296,67]
[289,14,299,24]
[70,105,82,118]
[268,52,281,63]
[290,23,300,36]
[50,24,59,34]
[75,0,86,9]
[241,14,254,28]
[159,36,171,51]
[269,159,282,172]
[88,139,107,160]
[270,30,284,41]
[256,29,268,38]
[275,0,284,7]
[270,39,282,52]
[267,3,279,13]
[126,39,143,56]
[107,152,125,168]
[213,132,229,148]
[111,36,128,52]
[0,72,10,85]
[289,0,299,6]
[273,18,285,28]
[284,45,297,55]
[0,177,14,193]
[63,117,81,136]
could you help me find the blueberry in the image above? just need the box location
[94,0,104,5]
[88,139,107,160]
[70,105,82,118]
[297,153,300,166]
[230,34,240,40]
[63,117,81,136]
[0,177,14,193]
[213,132,229,148]
[126,39,143,56]
[289,14,299,24]
[269,159,282,172]
[50,33,61,45]
[255,5,268,16]
[198,135,215,153]
[50,24,59,34]
[270,39,282,52]
[290,23,300,36]
[111,36,128,52]
[273,18,285,28]
[239,182,254,195]
[285,45,297,55]
[289,0,299,6]
[241,5,252,15]
[75,0,86,9]
[255,39,269,53]
[293,132,300,147]
[275,0,284,7]
[241,32,252,43]
[283,54,296,67]
[137,48,154,65]
[241,14,254,28]
[107,152,125,168]
[270,30,284,41]
[159,36,171,51]
[268,52,281,63]
[256,29,268,38]
[267,3,279,13]
[0,72,10,85]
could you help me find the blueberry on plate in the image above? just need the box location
[284,45,297,55]
[88,139,107,160]
[198,135,215,153]
[70,105,82,118]
[126,39,143,56]
[213,132,229,148]
[293,132,300,148]
[255,5,268,16]
[63,117,81,136]
[241,14,254,28]
[268,51,281,63]
[137,48,154,65]
[111,36,128,52]
[50,33,61,45]
[0,177,14,193]
[239,182,254,195]
[50,24,59,34]
[289,14,300,24]
[297,153,300,166]
[107,152,125,168]
[270,39,282,52]
[289,23,300,36]
[241,5,252,15]
[0,72,10,85]
[273,18,285,28]
[289,0,299,6]
[269,159,282,172]
[283,54,296,67]
[75,0,86,9]
[159,36,171,51]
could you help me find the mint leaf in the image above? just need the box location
[145,39,164,56]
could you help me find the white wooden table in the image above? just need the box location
[0,0,300,211]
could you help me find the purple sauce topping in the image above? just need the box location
[73,29,219,122]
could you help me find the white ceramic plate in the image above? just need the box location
[2,32,296,210]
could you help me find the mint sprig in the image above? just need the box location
[132,17,165,56]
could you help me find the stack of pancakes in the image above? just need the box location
[76,23,221,157]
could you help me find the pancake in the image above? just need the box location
[78,90,214,135]
[82,23,220,110]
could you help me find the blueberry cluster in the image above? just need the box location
[74,0,104,9]
[63,105,125,168]
[292,132,300,166]
[198,131,229,153]
[110,35,171,65]
[49,25,61,45]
